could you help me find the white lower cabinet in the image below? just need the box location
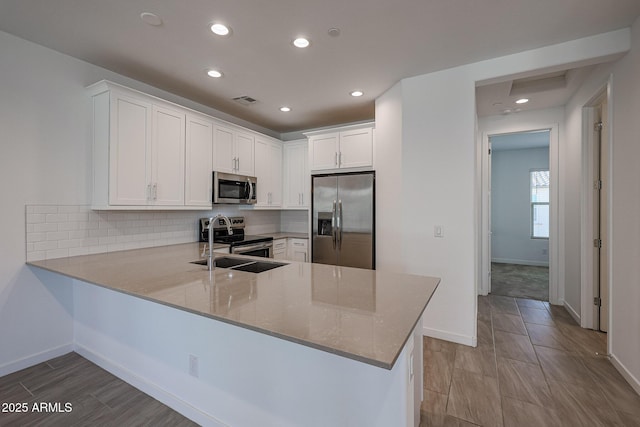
[273,239,288,260]
[288,238,308,262]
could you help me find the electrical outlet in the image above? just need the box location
[189,354,199,378]
[434,225,444,238]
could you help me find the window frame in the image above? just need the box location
[530,169,550,240]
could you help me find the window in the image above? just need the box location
[531,170,549,239]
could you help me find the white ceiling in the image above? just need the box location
[1,0,639,134]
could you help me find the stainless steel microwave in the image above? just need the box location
[213,171,257,204]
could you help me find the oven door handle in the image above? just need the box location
[233,242,272,253]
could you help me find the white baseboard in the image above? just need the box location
[74,344,226,427]
[0,343,74,377]
[563,300,581,324]
[423,326,476,347]
[491,258,549,267]
[610,353,640,396]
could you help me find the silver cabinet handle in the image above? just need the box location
[153,183,158,200]
[338,152,342,166]
[335,152,338,166]
[332,200,337,249]
[147,184,152,200]
[236,157,240,171]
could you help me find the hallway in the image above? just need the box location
[420,295,640,426]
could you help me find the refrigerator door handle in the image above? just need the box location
[332,200,337,249]
[337,200,342,249]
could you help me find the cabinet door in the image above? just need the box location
[288,239,308,262]
[254,139,271,206]
[110,93,152,205]
[235,131,255,176]
[273,239,287,260]
[310,133,339,170]
[214,125,235,173]
[269,142,283,206]
[284,142,309,208]
[338,128,373,169]
[152,105,185,205]
[185,115,213,206]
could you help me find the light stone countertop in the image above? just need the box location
[27,243,439,369]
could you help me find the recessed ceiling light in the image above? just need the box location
[210,23,230,36]
[293,38,310,48]
[280,106,291,112]
[350,90,364,97]
[328,28,341,37]
[516,98,529,104]
[140,12,163,26]
[207,69,223,78]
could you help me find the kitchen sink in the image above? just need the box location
[191,257,287,273]
[231,261,287,273]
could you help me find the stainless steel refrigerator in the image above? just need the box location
[312,171,375,269]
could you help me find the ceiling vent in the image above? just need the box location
[233,95,258,106]
[510,71,567,96]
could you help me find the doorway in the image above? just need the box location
[488,130,551,301]
[480,124,559,304]
[582,87,610,333]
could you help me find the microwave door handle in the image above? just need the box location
[332,200,337,249]
[247,178,254,201]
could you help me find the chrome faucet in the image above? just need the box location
[207,214,233,271]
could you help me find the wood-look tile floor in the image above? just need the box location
[421,295,640,427]
[0,352,198,426]
[2,297,639,427]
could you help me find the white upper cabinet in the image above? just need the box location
[337,127,373,169]
[307,123,374,172]
[214,126,255,176]
[254,138,283,207]
[89,82,189,209]
[108,92,152,206]
[309,133,339,170]
[185,114,213,207]
[151,105,185,205]
[283,140,309,209]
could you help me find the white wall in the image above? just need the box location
[374,83,404,272]
[491,147,550,266]
[563,16,640,392]
[0,30,281,373]
[375,30,630,346]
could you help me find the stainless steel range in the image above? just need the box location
[200,216,274,258]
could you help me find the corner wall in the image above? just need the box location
[375,30,630,346]
[562,16,640,392]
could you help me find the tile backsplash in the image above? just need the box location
[25,205,285,262]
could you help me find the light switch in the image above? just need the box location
[434,225,444,238]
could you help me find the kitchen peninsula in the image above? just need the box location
[28,243,439,427]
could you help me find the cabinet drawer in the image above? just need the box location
[274,239,287,250]
[289,238,308,248]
